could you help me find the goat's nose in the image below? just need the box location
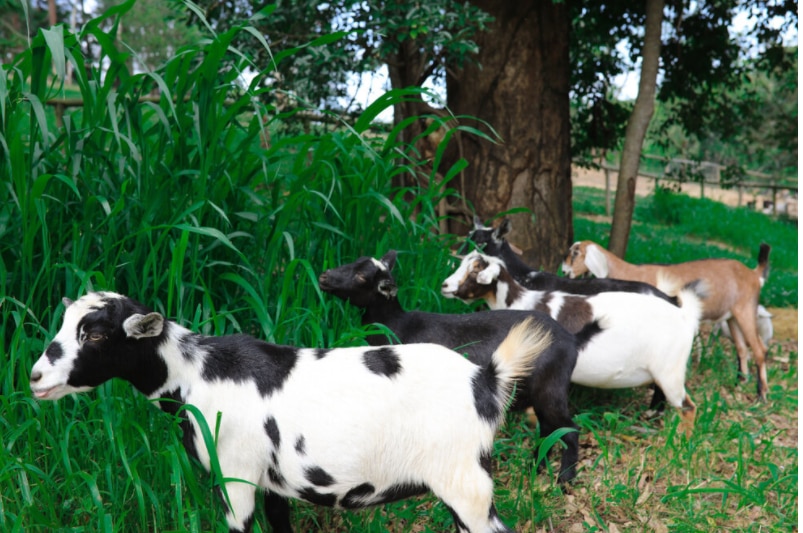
[31,370,42,383]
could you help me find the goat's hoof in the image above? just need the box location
[557,469,577,486]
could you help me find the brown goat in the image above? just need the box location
[562,241,772,401]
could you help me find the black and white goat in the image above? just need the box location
[318,250,580,483]
[30,291,551,533]
[462,216,677,302]
[441,252,704,435]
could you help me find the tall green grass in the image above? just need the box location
[1,5,797,533]
[0,6,476,532]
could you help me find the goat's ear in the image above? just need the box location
[377,278,398,299]
[493,219,511,240]
[62,297,74,308]
[123,312,165,339]
[379,250,397,271]
[584,244,610,278]
[476,262,501,285]
[472,214,485,229]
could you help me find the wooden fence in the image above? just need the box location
[594,153,797,218]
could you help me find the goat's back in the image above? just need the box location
[369,308,571,362]
[570,291,700,389]
[613,259,762,321]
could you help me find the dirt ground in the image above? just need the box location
[572,165,799,345]
[572,165,793,213]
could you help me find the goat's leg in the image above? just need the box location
[679,394,696,437]
[652,378,694,437]
[648,385,666,412]
[726,316,751,382]
[533,404,579,484]
[731,308,769,401]
[433,467,513,533]
[219,477,258,533]
[264,491,293,533]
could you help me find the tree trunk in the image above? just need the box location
[608,0,664,258]
[48,0,58,26]
[444,1,572,271]
[386,38,453,233]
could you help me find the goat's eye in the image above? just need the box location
[88,332,105,342]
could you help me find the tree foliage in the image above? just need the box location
[94,0,203,73]
[185,0,491,113]
[651,45,797,176]
[570,0,797,169]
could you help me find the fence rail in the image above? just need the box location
[593,153,797,218]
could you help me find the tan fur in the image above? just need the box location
[563,240,771,401]
[493,318,553,392]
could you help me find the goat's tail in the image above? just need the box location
[488,318,552,413]
[675,280,706,330]
[756,243,771,286]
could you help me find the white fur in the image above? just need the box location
[31,292,547,533]
[562,239,772,400]
[444,253,702,415]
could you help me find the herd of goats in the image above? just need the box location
[29,217,772,533]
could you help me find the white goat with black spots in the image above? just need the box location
[442,252,704,435]
[30,291,551,533]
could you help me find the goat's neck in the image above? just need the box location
[499,242,533,278]
[599,248,655,283]
[141,322,204,401]
[486,268,532,310]
[362,296,406,325]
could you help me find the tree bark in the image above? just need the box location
[48,0,58,26]
[608,0,664,258]
[444,1,572,271]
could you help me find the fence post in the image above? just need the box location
[55,102,64,128]
[604,167,611,216]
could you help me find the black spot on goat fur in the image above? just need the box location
[479,449,493,476]
[314,348,330,359]
[264,416,281,449]
[574,320,604,351]
[294,435,306,455]
[304,466,336,487]
[472,361,501,424]
[362,347,402,377]
[372,482,429,505]
[44,342,64,364]
[199,336,298,397]
[298,486,337,507]
[268,466,285,488]
[340,483,376,509]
